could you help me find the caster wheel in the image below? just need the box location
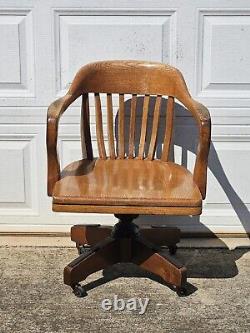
[176,287,187,296]
[72,283,87,298]
[77,245,91,255]
[169,245,177,255]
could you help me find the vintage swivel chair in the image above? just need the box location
[47,60,211,297]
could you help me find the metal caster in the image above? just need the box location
[72,283,87,298]
[168,245,177,255]
[176,286,187,296]
[77,245,91,255]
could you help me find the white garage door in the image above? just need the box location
[0,0,250,235]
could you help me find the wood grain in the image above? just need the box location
[94,93,106,159]
[47,60,211,202]
[138,94,150,159]
[161,96,174,161]
[106,93,116,159]
[128,94,137,158]
[118,93,125,158]
[53,203,202,216]
[147,95,161,160]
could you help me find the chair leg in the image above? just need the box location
[64,237,119,290]
[71,224,112,254]
[131,237,187,291]
[67,217,187,296]
[140,226,180,255]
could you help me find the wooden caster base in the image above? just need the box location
[65,216,186,296]
[71,224,180,255]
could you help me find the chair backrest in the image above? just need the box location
[68,60,193,161]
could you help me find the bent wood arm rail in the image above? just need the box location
[187,99,211,199]
[47,94,73,196]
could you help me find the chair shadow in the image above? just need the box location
[84,262,197,296]
[115,97,250,235]
[114,96,249,288]
[70,96,250,297]
[83,247,248,296]
[114,96,250,238]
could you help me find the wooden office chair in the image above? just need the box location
[47,60,211,297]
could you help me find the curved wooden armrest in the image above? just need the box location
[46,94,73,196]
[187,99,211,199]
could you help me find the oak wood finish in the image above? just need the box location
[53,204,202,215]
[128,94,137,158]
[132,237,186,288]
[118,93,125,158]
[106,93,115,159]
[146,95,161,160]
[138,95,150,159]
[71,225,112,247]
[47,60,211,294]
[71,224,180,248]
[94,93,106,159]
[64,237,119,286]
[47,60,211,199]
[64,218,186,291]
[161,96,174,162]
[53,159,202,208]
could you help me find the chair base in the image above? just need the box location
[64,214,187,296]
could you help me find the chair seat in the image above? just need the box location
[52,159,202,209]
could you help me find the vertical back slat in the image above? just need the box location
[94,93,106,159]
[81,94,93,160]
[146,95,161,160]
[161,96,174,161]
[138,95,150,159]
[118,94,125,158]
[106,93,115,159]
[128,94,137,158]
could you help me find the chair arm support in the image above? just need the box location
[188,99,211,199]
[46,94,73,196]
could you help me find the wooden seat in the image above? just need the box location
[53,159,202,214]
[46,60,211,296]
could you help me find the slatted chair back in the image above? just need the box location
[67,60,193,161]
